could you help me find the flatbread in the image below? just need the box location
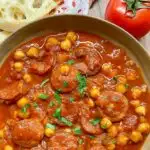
[0,0,63,32]
[0,30,11,43]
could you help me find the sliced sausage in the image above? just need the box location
[80,106,102,135]
[29,52,55,75]
[48,131,78,150]
[96,91,129,122]
[50,64,78,93]
[74,45,103,76]
[11,119,44,148]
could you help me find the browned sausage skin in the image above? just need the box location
[11,119,44,148]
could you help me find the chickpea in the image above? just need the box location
[101,118,112,129]
[66,31,77,43]
[23,73,32,83]
[17,97,29,108]
[135,106,146,116]
[137,123,150,134]
[117,75,127,84]
[130,100,140,107]
[26,47,39,58]
[102,63,112,72]
[139,116,147,123]
[116,83,127,94]
[0,129,4,138]
[60,39,72,51]
[108,125,118,138]
[4,145,14,150]
[14,50,25,60]
[131,87,142,99]
[18,110,30,119]
[45,128,55,137]
[87,98,95,108]
[126,70,137,81]
[60,64,70,75]
[117,134,129,146]
[130,131,143,143]
[107,144,116,150]
[90,87,100,99]
[14,62,23,72]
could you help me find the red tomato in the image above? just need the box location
[105,0,150,39]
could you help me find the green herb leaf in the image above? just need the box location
[60,117,73,127]
[46,123,56,129]
[69,97,75,103]
[63,81,69,87]
[49,101,55,107]
[78,138,84,145]
[89,135,95,139]
[73,127,82,135]
[112,139,117,144]
[33,102,38,108]
[90,118,101,126]
[112,76,118,82]
[101,123,108,129]
[54,91,62,104]
[76,73,87,96]
[21,104,30,113]
[53,108,61,119]
[125,83,129,89]
[67,59,75,65]
[40,78,49,87]
[38,93,49,100]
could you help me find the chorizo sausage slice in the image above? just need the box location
[96,91,129,122]
[74,46,103,76]
[11,119,44,148]
[50,64,78,93]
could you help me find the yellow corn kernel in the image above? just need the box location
[137,123,150,134]
[18,110,30,119]
[135,106,146,116]
[107,144,116,150]
[130,131,143,143]
[0,129,4,138]
[14,50,25,60]
[90,87,100,99]
[108,125,118,138]
[117,134,129,146]
[102,63,112,72]
[44,128,55,137]
[14,62,23,72]
[130,100,140,107]
[117,76,127,84]
[60,39,72,51]
[66,32,77,42]
[116,83,127,94]
[23,73,32,83]
[139,116,147,123]
[26,47,39,58]
[87,99,95,108]
[101,118,112,129]
[4,145,14,150]
[60,65,70,75]
[131,87,142,99]
[17,97,29,108]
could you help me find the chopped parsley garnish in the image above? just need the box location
[60,117,73,127]
[76,73,87,96]
[90,118,101,126]
[38,93,49,100]
[33,102,38,108]
[49,101,55,107]
[78,138,84,145]
[101,123,108,129]
[46,123,56,129]
[54,91,62,104]
[40,78,49,87]
[112,139,116,144]
[63,81,69,87]
[67,59,75,65]
[69,97,75,103]
[21,104,30,113]
[125,83,129,89]
[112,76,118,82]
[89,135,95,139]
[73,127,82,135]
[53,108,61,119]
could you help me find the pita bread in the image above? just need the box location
[0,30,11,43]
[0,0,63,32]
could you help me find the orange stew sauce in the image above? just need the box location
[0,32,150,150]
